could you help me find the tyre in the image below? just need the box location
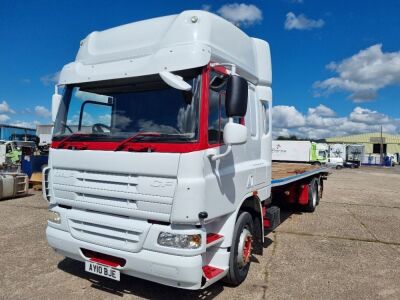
[304,178,319,212]
[312,161,321,166]
[224,211,254,286]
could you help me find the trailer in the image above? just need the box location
[43,10,330,290]
[272,140,328,165]
[346,144,364,167]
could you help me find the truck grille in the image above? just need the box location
[52,168,176,222]
[67,209,151,252]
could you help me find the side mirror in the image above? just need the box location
[223,122,247,145]
[225,75,248,117]
[52,92,62,123]
[208,121,247,161]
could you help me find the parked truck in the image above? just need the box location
[346,144,364,167]
[0,140,21,165]
[272,140,328,165]
[44,11,329,290]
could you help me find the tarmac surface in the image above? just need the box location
[1,166,400,299]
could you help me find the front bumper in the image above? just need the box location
[46,226,203,289]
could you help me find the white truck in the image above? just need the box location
[346,144,364,167]
[44,11,329,289]
[329,144,362,168]
[272,140,328,165]
[36,124,54,151]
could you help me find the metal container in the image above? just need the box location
[0,173,29,200]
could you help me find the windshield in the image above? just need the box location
[53,69,202,143]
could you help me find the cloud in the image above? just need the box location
[0,114,10,122]
[40,71,60,86]
[349,107,390,125]
[0,101,15,114]
[307,104,336,117]
[10,120,40,128]
[21,108,32,114]
[284,12,324,30]
[273,104,400,139]
[272,105,306,128]
[34,106,52,118]
[217,3,262,27]
[314,44,400,102]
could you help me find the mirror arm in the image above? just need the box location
[208,118,234,161]
[209,145,232,161]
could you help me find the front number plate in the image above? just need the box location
[85,261,120,281]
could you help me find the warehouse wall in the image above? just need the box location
[0,127,36,140]
[388,144,400,154]
[364,144,373,154]
[363,143,400,154]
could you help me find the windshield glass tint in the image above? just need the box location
[53,70,201,142]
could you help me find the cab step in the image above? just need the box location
[206,233,224,248]
[263,206,280,231]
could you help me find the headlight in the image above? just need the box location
[48,210,61,224]
[157,232,201,249]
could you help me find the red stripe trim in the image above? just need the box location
[90,257,120,268]
[206,233,223,244]
[202,265,223,280]
[81,249,126,267]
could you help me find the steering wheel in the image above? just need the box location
[92,123,111,133]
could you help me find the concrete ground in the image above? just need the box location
[1,167,400,299]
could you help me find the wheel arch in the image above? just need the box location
[235,194,264,249]
[204,193,264,250]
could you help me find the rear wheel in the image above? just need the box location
[225,211,254,286]
[304,178,319,212]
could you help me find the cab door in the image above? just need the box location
[258,86,272,199]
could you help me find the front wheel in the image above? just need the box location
[224,211,254,286]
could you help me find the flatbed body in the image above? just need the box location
[271,162,329,187]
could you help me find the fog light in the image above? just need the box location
[48,210,61,224]
[157,232,201,249]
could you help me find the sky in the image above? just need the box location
[0,0,400,139]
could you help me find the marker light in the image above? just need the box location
[48,210,61,224]
[157,232,201,249]
[191,16,199,23]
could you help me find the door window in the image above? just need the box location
[261,100,270,135]
[208,71,228,144]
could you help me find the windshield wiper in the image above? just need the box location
[113,132,161,151]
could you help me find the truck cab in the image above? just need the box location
[44,10,273,289]
[0,140,21,165]
[313,142,328,165]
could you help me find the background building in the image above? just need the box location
[326,132,400,155]
[0,124,36,141]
